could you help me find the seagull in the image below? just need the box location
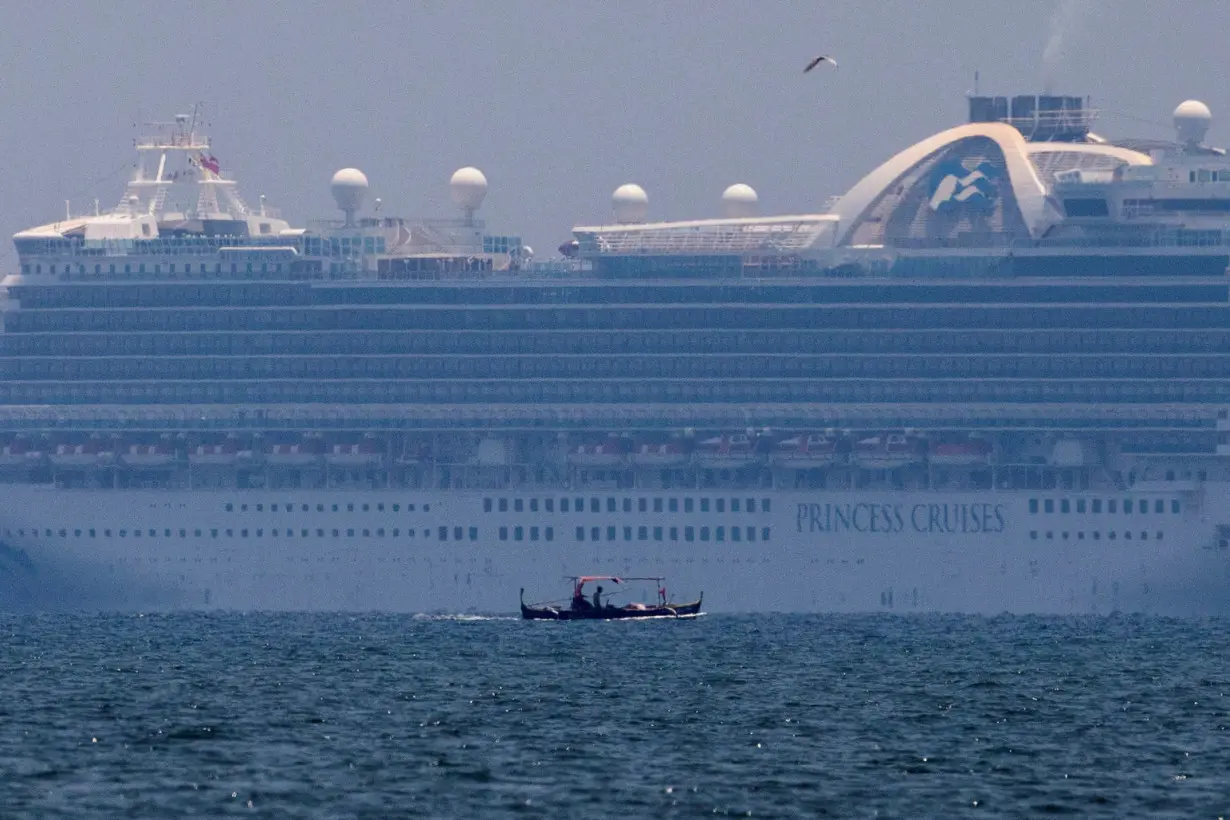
[804,55,838,72]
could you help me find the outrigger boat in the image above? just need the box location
[520,576,703,620]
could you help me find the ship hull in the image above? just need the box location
[0,484,1225,615]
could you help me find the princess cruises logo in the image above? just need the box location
[927,159,1001,212]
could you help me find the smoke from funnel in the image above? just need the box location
[1042,0,1097,94]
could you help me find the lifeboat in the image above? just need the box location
[772,433,837,469]
[265,437,324,467]
[0,437,43,468]
[929,436,992,467]
[327,435,385,469]
[396,441,431,466]
[694,433,758,469]
[50,436,116,469]
[189,436,241,467]
[121,439,177,469]
[568,437,625,468]
[853,434,923,470]
[630,441,688,468]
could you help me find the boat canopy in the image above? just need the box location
[573,575,665,594]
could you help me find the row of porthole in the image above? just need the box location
[1029,530,1163,542]
[484,497,772,515]
[10,525,476,541]
[224,501,430,514]
[575,525,771,544]
[1028,498,1181,515]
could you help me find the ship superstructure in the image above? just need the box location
[1,99,1229,613]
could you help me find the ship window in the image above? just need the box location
[514,499,523,512]
[545,499,554,513]
[1092,499,1102,513]
[716,526,725,542]
[685,526,695,542]
[1172,500,1181,513]
[761,527,770,541]
[762,499,771,513]
[347,503,354,512]
[623,526,632,541]
[606,498,616,512]
[716,499,725,513]
[1109,531,1116,540]
[731,499,741,513]
[560,498,569,512]
[576,526,585,541]
[392,504,400,513]
[653,526,663,540]
[345,529,353,538]
[545,527,553,542]
[513,526,524,541]
[575,497,583,511]
[499,498,508,512]
[1108,500,1117,513]
[623,498,632,513]
[316,529,324,537]
[89,529,96,538]
[1028,499,1038,513]
[1124,500,1133,514]
[453,526,463,541]
[362,529,371,537]
[653,498,663,513]
[670,527,678,541]
[1061,500,1070,514]
[638,526,648,541]
[319,505,326,512]
[684,498,694,513]
[529,499,538,512]
[74,529,81,537]
[499,527,508,541]
[700,499,710,513]
[256,504,264,512]
[226,503,233,512]
[1044,499,1054,513]
[361,503,369,512]
[746,526,755,542]
[1157,531,1164,539]
[392,528,399,537]
[437,526,447,541]
[1154,500,1164,513]
[484,498,492,512]
[530,527,539,541]
[607,526,616,541]
[331,529,339,537]
[591,527,600,541]
[669,498,678,513]
[700,527,710,542]
[747,499,756,513]
[1076,499,1086,513]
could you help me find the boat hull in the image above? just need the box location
[0,484,1225,615]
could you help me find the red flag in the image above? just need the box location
[199,153,220,174]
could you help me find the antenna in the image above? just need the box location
[974,69,980,96]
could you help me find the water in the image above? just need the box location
[1,613,1226,818]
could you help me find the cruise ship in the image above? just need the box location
[3,98,1230,614]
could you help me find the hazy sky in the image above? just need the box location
[2,0,1229,266]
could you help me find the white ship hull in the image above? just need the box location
[0,484,1226,615]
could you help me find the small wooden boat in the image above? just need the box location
[520,575,703,621]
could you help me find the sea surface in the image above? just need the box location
[0,613,1226,818]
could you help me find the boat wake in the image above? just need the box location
[410,613,519,622]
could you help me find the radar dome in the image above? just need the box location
[450,167,488,210]
[612,183,649,223]
[1174,99,1212,145]
[330,168,369,215]
[721,183,759,218]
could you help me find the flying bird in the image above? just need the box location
[804,55,838,72]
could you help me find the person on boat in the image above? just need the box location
[593,585,603,610]
[571,585,591,611]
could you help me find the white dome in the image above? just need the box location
[330,168,369,214]
[1174,99,1212,145]
[612,183,649,223]
[721,183,759,218]
[450,167,488,210]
